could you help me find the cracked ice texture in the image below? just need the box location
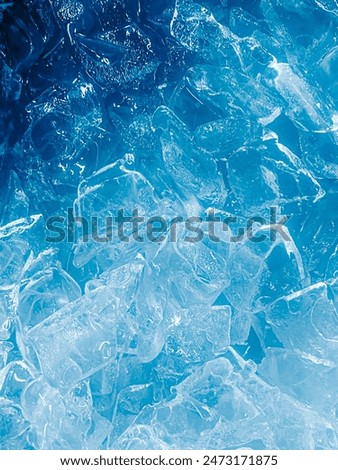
[0,0,337,450]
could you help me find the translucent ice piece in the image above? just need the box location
[171,0,236,64]
[0,238,31,291]
[117,383,153,416]
[0,214,41,240]
[184,65,281,123]
[260,0,335,63]
[290,185,338,280]
[267,282,338,362]
[317,45,338,107]
[0,171,29,225]
[166,305,231,367]
[26,286,119,389]
[90,362,118,414]
[104,258,167,363]
[21,375,111,449]
[86,410,112,450]
[53,0,84,23]
[258,348,338,419]
[153,106,226,208]
[0,341,13,369]
[299,130,338,179]
[169,76,223,130]
[76,24,159,86]
[222,227,306,313]
[0,399,30,450]
[0,295,11,340]
[61,381,95,449]
[144,223,230,313]
[194,114,254,158]
[18,266,81,331]
[225,136,322,215]
[0,361,34,404]
[21,378,67,449]
[266,62,337,132]
[27,81,101,164]
[73,157,162,268]
[113,425,168,450]
[314,0,338,15]
[131,357,336,449]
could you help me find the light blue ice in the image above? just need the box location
[0,0,337,450]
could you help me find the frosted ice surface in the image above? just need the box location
[0,0,337,451]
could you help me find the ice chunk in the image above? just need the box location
[27,81,101,163]
[0,238,31,291]
[114,425,168,450]
[317,43,338,106]
[194,114,254,158]
[18,266,81,331]
[258,348,338,419]
[53,0,84,23]
[165,305,231,368]
[153,106,226,208]
[0,295,11,340]
[148,223,230,311]
[289,185,338,281]
[128,357,336,449]
[299,130,338,179]
[225,135,322,215]
[25,256,168,385]
[266,62,337,132]
[0,341,13,369]
[314,0,338,15]
[171,0,236,64]
[117,384,153,416]
[267,282,338,362]
[0,399,30,450]
[86,410,112,449]
[73,157,163,269]
[168,77,223,131]
[0,361,34,404]
[103,258,167,363]
[183,65,281,123]
[21,376,111,449]
[61,381,94,448]
[21,378,67,449]
[25,286,119,389]
[0,171,29,225]
[90,362,118,414]
[76,24,159,86]
[222,227,306,314]
[260,0,335,64]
